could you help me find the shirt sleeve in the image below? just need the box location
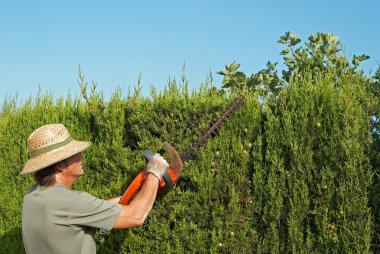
[67,191,122,231]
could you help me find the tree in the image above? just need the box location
[218,32,371,95]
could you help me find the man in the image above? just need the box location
[21,123,169,254]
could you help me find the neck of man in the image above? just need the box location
[55,174,77,189]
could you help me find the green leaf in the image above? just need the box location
[294,52,302,62]
[280,48,291,55]
[278,32,291,44]
[352,55,370,67]
[217,70,228,76]
[229,63,241,73]
[331,35,340,44]
[290,38,301,46]
[309,33,318,43]
[358,54,370,61]
[267,62,277,70]
[289,33,298,39]
[284,57,295,63]
[352,58,360,67]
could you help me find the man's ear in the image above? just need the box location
[55,160,67,173]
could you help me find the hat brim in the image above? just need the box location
[21,140,91,174]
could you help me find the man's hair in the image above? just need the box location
[34,159,67,186]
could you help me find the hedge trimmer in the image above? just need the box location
[119,94,245,205]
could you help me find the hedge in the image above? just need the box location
[0,70,376,253]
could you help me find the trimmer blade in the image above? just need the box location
[164,141,183,174]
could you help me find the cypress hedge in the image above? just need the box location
[0,68,376,253]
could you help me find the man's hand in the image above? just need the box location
[146,154,169,180]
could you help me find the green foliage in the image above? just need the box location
[0,32,378,253]
[217,62,247,90]
[278,32,370,82]
[217,32,379,252]
[218,32,372,96]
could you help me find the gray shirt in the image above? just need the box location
[22,183,122,254]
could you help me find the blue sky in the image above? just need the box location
[1,1,379,103]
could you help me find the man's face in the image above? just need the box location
[63,152,84,178]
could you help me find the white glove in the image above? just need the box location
[146,153,169,180]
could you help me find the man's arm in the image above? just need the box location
[111,154,168,229]
[107,196,121,203]
[112,174,159,228]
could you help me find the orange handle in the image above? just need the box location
[119,167,180,205]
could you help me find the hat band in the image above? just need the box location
[29,136,73,158]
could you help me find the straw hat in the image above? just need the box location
[21,124,91,174]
